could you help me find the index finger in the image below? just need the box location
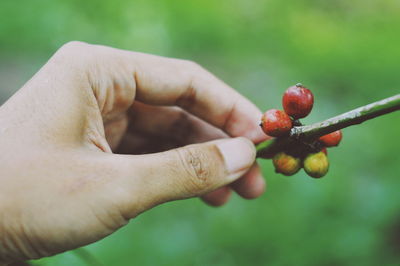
[118,48,267,143]
[59,42,267,143]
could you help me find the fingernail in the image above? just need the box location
[217,137,256,175]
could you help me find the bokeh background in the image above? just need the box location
[1,0,400,265]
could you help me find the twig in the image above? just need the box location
[256,94,400,158]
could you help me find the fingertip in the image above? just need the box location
[249,128,271,144]
[201,186,232,207]
[216,137,256,177]
[247,110,271,144]
[226,104,269,144]
[231,164,266,199]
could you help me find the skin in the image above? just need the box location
[0,42,270,264]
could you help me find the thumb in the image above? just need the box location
[113,137,256,213]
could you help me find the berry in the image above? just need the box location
[319,130,343,147]
[303,151,329,178]
[321,147,328,155]
[282,83,314,119]
[273,152,301,176]
[260,109,292,137]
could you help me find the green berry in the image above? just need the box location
[273,152,301,176]
[303,151,329,178]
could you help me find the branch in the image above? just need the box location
[256,94,400,158]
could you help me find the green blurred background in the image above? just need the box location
[1,0,400,265]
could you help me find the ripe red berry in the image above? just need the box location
[260,109,292,137]
[319,130,343,147]
[282,83,314,119]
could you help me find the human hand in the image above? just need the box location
[0,42,268,263]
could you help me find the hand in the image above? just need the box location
[0,42,268,263]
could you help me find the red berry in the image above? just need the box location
[282,83,314,119]
[261,109,292,137]
[319,130,343,147]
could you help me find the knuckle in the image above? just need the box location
[183,60,213,86]
[175,146,220,195]
[177,59,204,74]
[52,41,102,79]
[55,41,95,66]
[51,41,93,71]
[60,40,90,52]
[185,60,206,74]
[184,59,200,69]
[175,83,197,111]
[180,59,200,69]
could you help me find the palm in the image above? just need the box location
[106,102,226,155]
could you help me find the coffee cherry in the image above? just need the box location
[303,151,329,178]
[282,83,314,119]
[260,109,292,137]
[319,130,342,147]
[273,152,301,176]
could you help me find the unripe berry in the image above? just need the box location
[260,109,292,137]
[273,152,301,176]
[319,130,342,147]
[282,83,314,119]
[303,151,329,178]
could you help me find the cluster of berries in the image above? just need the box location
[260,83,342,178]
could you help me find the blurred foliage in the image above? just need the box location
[1,0,400,265]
